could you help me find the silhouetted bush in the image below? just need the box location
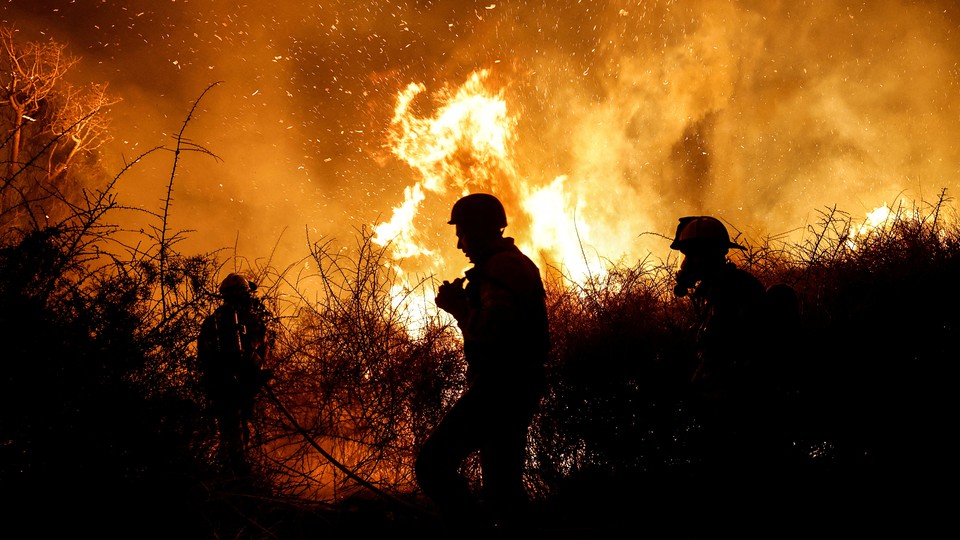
[2,88,955,535]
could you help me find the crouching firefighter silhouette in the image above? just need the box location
[197,273,275,473]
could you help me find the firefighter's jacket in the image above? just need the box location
[458,237,550,391]
[689,260,767,398]
[197,297,274,408]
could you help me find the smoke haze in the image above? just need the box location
[3,0,959,278]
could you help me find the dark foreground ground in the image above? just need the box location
[16,452,929,540]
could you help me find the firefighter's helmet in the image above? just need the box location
[448,193,508,230]
[219,273,254,296]
[670,216,746,253]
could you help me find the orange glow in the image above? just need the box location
[372,70,616,323]
[847,203,898,250]
[845,198,940,251]
[372,69,518,277]
[4,1,958,293]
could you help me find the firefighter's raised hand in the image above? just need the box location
[436,277,468,320]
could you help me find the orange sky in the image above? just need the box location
[3,0,959,284]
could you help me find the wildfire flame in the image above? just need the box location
[373,69,607,297]
[847,203,899,250]
[374,68,948,337]
[845,198,942,251]
[372,70,516,274]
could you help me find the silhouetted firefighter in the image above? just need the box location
[669,215,796,528]
[197,273,275,474]
[416,193,550,534]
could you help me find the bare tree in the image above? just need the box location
[0,25,120,232]
[0,25,76,171]
[45,82,120,180]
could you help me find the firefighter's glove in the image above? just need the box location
[436,277,468,321]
